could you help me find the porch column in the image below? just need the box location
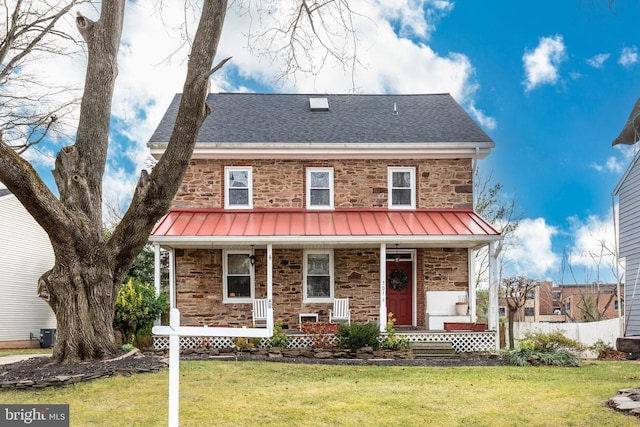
[468,248,476,322]
[488,241,501,349]
[379,243,387,332]
[169,247,176,309]
[266,244,274,330]
[154,243,161,297]
[153,243,162,326]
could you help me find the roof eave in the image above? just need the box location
[148,141,495,160]
[149,234,502,250]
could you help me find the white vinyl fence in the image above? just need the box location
[510,318,623,348]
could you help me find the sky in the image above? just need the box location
[15,0,640,285]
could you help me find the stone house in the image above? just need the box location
[148,93,502,333]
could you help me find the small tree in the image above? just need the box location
[473,168,521,288]
[502,276,539,349]
[114,278,167,346]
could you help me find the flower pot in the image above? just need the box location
[455,302,468,315]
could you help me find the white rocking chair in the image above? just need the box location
[329,298,351,325]
[252,299,268,328]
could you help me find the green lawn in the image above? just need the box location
[2,360,639,426]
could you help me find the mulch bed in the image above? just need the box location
[0,350,167,389]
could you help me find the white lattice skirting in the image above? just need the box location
[153,331,497,353]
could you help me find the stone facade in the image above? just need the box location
[173,158,473,209]
[175,247,469,330]
[171,157,473,329]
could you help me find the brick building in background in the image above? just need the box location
[499,280,623,323]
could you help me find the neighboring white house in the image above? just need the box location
[0,183,56,348]
[614,149,640,337]
[612,97,640,350]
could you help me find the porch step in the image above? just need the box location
[409,341,458,358]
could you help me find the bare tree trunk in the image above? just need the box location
[40,262,118,363]
[508,308,516,349]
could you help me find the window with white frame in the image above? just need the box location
[303,250,333,302]
[223,250,254,302]
[225,166,252,208]
[388,167,415,208]
[306,167,334,208]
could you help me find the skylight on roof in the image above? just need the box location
[309,97,329,111]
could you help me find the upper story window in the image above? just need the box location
[223,250,254,303]
[388,167,415,209]
[225,166,252,209]
[303,249,334,302]
[306,167,334,209]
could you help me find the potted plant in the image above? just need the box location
[455,300,468,315]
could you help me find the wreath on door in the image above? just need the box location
[388,269,408,291]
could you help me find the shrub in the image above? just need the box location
[520,330,584,353]
[232,336,261,350]
[335,322,380,352]
[503,330,582,367]
[589,339,623,360]
[381,313,408,350]
[300,322,336,349]
[267,319,290,348]
[114,279,167,346]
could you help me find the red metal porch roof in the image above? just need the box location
[151,208,500,245]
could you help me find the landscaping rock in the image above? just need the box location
[608,387,640,418]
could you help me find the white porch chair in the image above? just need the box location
[252,298,268,327]
[329,298,351,325]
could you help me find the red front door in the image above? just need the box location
[386,260,413,326]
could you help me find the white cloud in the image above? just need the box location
[618,46,638,67]
[468,102,497,130]
[586,53,610,68]
[522,34,567,92]
[502,218,560,278]
[374,0,455,40]
[590,156,625,174]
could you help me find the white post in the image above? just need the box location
[169,248,176,308]
[379,243,387,332]
[154,244,162,327]
[168,308,180,427]
[487,242,501,350]
[468,248,476,322]
[152,309,273,426]
[266,244,274,330]
[154,243,161,297]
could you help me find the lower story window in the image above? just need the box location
[304,250,333,302]
[224,250,253,302]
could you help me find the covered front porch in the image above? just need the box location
[151,208,502,346]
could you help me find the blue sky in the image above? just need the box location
[15,1,640,285]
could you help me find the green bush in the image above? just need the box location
[114,278,167,346]
[381,313,408,350]
[335,322,380,352]
[520,330,584,353]
[267,319,290,348]
[503,330,582,367]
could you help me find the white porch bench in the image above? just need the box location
[425,291,471,330]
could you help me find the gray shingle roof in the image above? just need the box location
[149,93,493,145]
